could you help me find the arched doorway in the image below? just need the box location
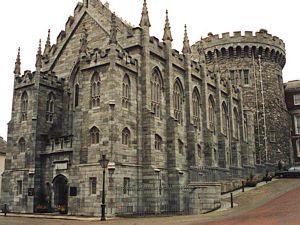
[52,174,68,210]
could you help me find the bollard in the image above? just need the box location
[242,181,244,192]
[4,204,7,216]
[230,193,233,208]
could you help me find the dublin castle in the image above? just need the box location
[1,0,292,216]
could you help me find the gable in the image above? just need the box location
[45,3,132,81]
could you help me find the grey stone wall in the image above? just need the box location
[1,1,265,216]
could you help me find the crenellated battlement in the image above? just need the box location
[39,71,65,89]
[14,70,35,88]
[192,29,286,68]
[197,29,285,50]
[149,36,164,50]
[115,48,138,72]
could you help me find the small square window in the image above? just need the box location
[294,94,300,105]
[295,116,300,134]
[243,70,249,85]
[17,180,23,196]
[89,177,97,195]
[123,177,130,194]
[270,131,276,143]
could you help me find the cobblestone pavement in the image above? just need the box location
[1,179,300,225]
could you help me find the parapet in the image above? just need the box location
[192,29,286,68]
[196,29,285,51]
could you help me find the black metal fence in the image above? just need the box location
[113,185,220,217]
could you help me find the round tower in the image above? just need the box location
[192,29,292,165]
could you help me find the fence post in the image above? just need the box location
[4,204,7,216]
[230,193,233,208]
[242,181,244,192]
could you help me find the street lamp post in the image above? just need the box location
[99,154,109,221]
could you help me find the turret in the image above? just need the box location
[192,29,291,164]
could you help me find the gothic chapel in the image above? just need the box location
[1,0,291,216]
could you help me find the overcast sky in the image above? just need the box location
[0,0,299,140]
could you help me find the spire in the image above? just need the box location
[35,39,42,69]
[162,10,173,42]
[109,12,117,45]
[139,0,151,28]
[182,25,191,54]
[43,29,51,57]
[14,47,21,75]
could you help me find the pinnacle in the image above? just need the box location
[139,0,151,28]
[162,10,173,42]
[109,12,117,45]
[36,39,42,68]
[14,47,21,75]
[43,29,51,56]
[182,24,191,54]
[38,39,42,55]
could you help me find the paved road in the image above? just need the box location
[0,179,300,225]
[197,183,300,225]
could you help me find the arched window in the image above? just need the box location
[46,93,55,122]
[221,102,229,135]
[213,148,218,166]
[178,139,184,155]
[19,138,26,152]
[21,92,28,121]
[236,46,242,57]
[90,126,100,144]
[151,69,163,117]
[192,88,201,129]
[233,108,239,138]
[173,79,183,124]
[155,134,162,151]
[122,74,130,109]
[91,72,101,108]
[228,47,234,58]
[197,144,201,158]
[221,48,226,58]
[74,83,79,108]
[122,128,131,146]
[208,96,216,133]
[244,114,248,142]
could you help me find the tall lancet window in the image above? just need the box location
[151,69,163,117]
[208,96,216,133]
[192,88,201,129]
[173,79,183,124]
[222,102,229,135]
[122,74,130,109]
[21,91,28,121]
[74,83,79,108]
[46,92,55,122]
[91,72,101,108]
[233,108,239,138]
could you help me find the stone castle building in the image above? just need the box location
[1,0,292,216]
